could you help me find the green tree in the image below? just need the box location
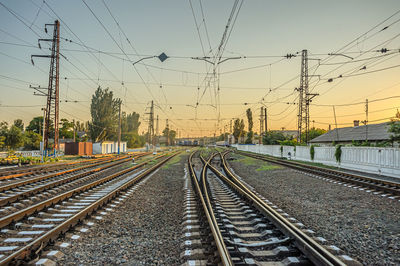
[233,118,245,144]
[301,128,327,143]
[6,125,24,149]
[23,131,41,150]
[26,116,43,134]
[263,131,287,145]
[245,108,254,144]
[389,109,400,145]
[0,122,8,150]
[217,133,229,141]
[13,119,24,131]
[162,127,176,145]
[59,118,75,139]
[88,87,121,142]
[0,136,5,150]
[124,132,145,148]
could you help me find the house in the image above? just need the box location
[93,141,127,154]
[310,121,393,146]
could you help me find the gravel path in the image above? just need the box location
[228,153,400,265]
[58,153,187,265]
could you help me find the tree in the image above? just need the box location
[23,131,41,150]
[245,108,254,144]
[26,117,43,134]
[233,118,245,144]
[0,122,8,150]
[301,128,327,143]
[389,109,400,145]
[162,127,176,145]
[59,118,75,139]
[89,87,121,142]
[13,119,24,131]
[263,131,287,145]
[169,130,177,145]
[5,125,24,149]
[217,133,229,141]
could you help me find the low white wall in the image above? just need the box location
[232,144,400,179]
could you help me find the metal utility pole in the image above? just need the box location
[118,101,121,154]
[297,50,318,144]
[264,107,268,132]
[333,106,339,142]
[73,119,76,142]
[259,107,264,144]
[365,99,368,142]
[41,108,46,162]
[146,101,154,147]
[165,119,169,146]
[31,20,60,156]
[156,115,159,147]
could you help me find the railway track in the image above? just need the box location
[0,153,149,181]
[184,150,358,265]
[235,150,400,197]
[0,156,114,180]
[0,151,177,265]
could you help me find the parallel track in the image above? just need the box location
[0,155,119,180]
[187,150,352,265]
[0,152,176,265]
[235,150,400,196]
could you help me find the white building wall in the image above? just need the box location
[232,144,400,179]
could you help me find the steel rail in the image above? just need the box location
[0,157,132,207]
[0,153,150,193]
[0,154,118,179]
[236,150,400,196]
[213,151,346,266]
[0,152,177,265]
[0,153,168,229]
[0,156,128,194]
[188,152,233,266]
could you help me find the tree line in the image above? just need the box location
[0,86,177,151]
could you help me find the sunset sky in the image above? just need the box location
[1,0,399,137]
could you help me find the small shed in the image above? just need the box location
[93,141,127,154]
[64,142,93,155]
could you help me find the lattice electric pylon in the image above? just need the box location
[31,20,60,155]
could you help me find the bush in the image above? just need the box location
[310,145,315,161]
[335,145,342,163]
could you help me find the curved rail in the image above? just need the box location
[187,151,233,266]
[208,151,346,266]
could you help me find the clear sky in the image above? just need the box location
[1,0,399,137]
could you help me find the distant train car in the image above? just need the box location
[216,141,229,147]
[193,140,199,146]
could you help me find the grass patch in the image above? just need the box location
[162,153,184,169]
[235,156,281,171]
[291,160,338,170]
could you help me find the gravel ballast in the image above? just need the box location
[58,153,187,265]
[228,153,400,265]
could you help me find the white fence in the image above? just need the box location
[232,144,400,179]
[0,150,41,158]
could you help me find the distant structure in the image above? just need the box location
[93,141,127,154]
[310,122,394,146]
